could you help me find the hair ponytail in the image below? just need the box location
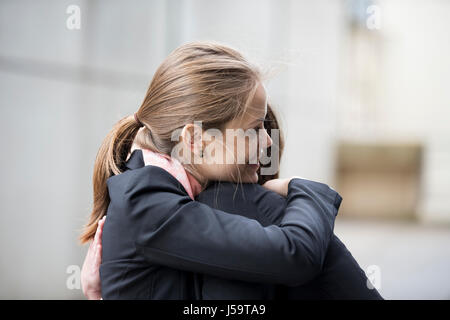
[79,40,269,244]
[79,115,141,244]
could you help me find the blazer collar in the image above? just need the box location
[125,149,145,170]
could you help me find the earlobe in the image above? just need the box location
[181,123,204,160]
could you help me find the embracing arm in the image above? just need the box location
[127,169,341,287]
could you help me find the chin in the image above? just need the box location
[241,170,259,184]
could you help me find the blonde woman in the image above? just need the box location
[80,41,381,300]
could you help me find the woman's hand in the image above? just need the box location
[81,216,106,300]
[262,176,305,197]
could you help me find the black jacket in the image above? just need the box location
[198,182,382,300]
[100,149,342,299]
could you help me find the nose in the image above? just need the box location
[264,129,273,149]
[259,129,273,157]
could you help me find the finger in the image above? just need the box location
[98,219,104,234]
[92,222,102,248]
[91,216,106,252]
[96,226,103,245]
[97,217,106,232]
[93,244,102,267]
[86,240,94,260]
[88,239,94,251]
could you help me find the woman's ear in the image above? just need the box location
[180,123,204,162]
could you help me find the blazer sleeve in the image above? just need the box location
[125,168,341,287]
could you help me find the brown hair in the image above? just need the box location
[79,41,271,244]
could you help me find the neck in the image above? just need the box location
[184,167,207,193]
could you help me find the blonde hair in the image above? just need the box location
[79,41,268,244]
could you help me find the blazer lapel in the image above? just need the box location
[125,149,145,170]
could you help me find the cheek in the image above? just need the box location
[244,135,260,163]
[231,135,258,164]
[208,134,258,167]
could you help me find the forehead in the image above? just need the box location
[252,82,267,109]
[243,82,268,120]
[224,82,268,129]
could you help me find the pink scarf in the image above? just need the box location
[140,148,203,200]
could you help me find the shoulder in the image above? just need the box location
[107,165,190,202]
[106,165,194,230]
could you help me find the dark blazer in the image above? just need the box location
[100,149,341,299]
[197,182,383,300]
